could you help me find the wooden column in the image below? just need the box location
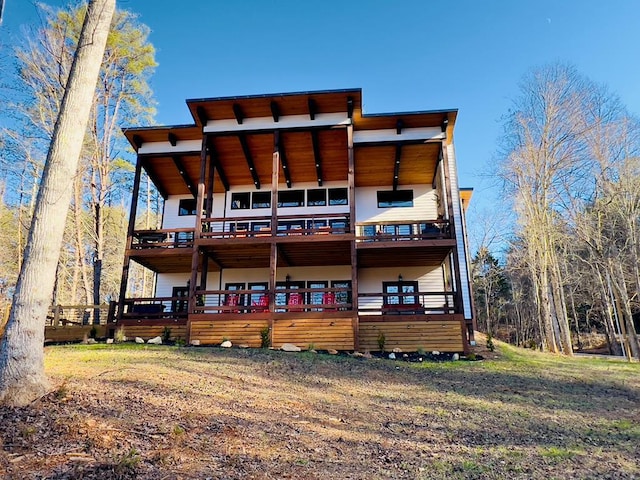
[441,142,464,315]
[268,131,280,317]
[116,155,144,322]
[348,124,359,350]
[188,135,208,315]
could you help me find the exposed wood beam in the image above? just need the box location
[310,130,323,186]
[277,244,292,267]
[270,101,280,122]
[393,144,402,191]
[196,106,208,126]
[168,132,178,146]
[132,135,143,150]
[278,133,292,188]
[204,251,222,270]
[347,97,354,119]
[208,141,229,192]
[441,117,449,133]
[233,103,244,125]
[140,158,168,199]
[396,119,404,135]
[432,147,443,189]
[238,133,260,189]
[172,155,197,198]
[308,98,317,120]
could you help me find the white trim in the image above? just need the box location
[138,139,202,155]
[203,113,351,133]
[353,127,444,144]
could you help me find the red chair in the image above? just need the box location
[251,294,269,312]
[322,292,336,311]
[288,292,303,312]
[225,293,239,313]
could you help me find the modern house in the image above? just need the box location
[117,88,475,352]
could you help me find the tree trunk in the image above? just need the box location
[0,0,115,407]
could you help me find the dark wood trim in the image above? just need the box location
[392,144,402,191]
[196,106,208,126]
[168,132,178,146]
[208,141,229,192]
[347,97,354,119]
[270,101,280,122]
[172,155,197,198]
[140,158,168,199]
[205,145,216,217]
[311,130,323,186]
[308,98,317,120]
[117,155,144,321]
[233,103,244,125]
[239,133,260,189]
[347,124,356,234]
[396,119,404,135]
[132,135,143,150]
[279,139,292,188]
[188,135,209,314]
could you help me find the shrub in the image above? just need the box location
[162,326,172,343]
[486,333,495,352]
[377,331,386,352]
[260,326,271,348]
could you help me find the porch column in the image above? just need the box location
[116,154,144,322]
[348,123,359,350]
[200,144,218,296]
[188,135,208,314]
[268,131,280,317]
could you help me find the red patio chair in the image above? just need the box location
[322,292,336,311]
[225,293,240,313]
[288,292,303,312]
[251,294,269,312]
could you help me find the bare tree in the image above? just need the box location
[0,0,116,407]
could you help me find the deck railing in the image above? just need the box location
[121,297,189,320]
[358,291,456,315]
[130,228,195,249]
[201,214,350,239]
[46,304,112,326]
[193,287,352,314]
[355,219,450,242]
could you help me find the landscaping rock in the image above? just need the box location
[190,339,201,346]
[431,350,440,355]
[363,351,373,359]
[388,352,396,360]
[392,347,402,353]
[452,353,460,361]
[135,337,144,344]
[147,336,162,345]
[352,351,365,358]
[281,343,301,352]
[327,349,338,355]
[106,338,114,344]
[238,344,250,349]
[220,340,232,348]
[86,338,97,344]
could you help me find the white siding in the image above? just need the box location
[353,127,443,144]
[355,185,439,223]
[162,195,196,230]
[156,272,191,297]
[221,265,351,287]
[446,144,473,319]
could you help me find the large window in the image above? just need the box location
[383,281,418,305]
[377,190,414,208]
[178,198,197,216]
[231,192,250,210]
[278,190,305,207]
[328,188,348,205]
[252,191,271,209]
[307,189,327,206]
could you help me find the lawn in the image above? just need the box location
[0,340,638,479]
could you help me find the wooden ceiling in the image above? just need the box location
[123,89,458,196]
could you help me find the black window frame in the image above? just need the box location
[251,191,271,209]
[328,188,348,206]
[377,190,414,208]
[178,198,197,216]
[231,192,250,210]
[277,190,305,208]
[307,188,327,206]
[383,281,419,306]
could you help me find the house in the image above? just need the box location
[118,88,475,352]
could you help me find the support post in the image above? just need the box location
[188,135,208,316]
[116,155,143,322]
[348,124,359,350]
[269,132,280,317]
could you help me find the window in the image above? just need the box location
[178,199,197,216]
[328,188,348,205]
[278,190,304,207]
[377,190,414,208]
[172,286,189,312]
[307,189,327,206]
[231,192,250,210]
[252,191,271,209]
[307,281,328,311]
[383,281,418,306]
[331,280,352,310]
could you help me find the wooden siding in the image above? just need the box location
[190,319,269,347]
[44,325,108,343]
[358,318,465,352]
[121,324,188,341]
[272,317,354,350]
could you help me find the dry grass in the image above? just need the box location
[0,338,639,479]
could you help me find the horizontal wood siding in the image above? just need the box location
[189,319,269,347]
[121,324,188,341]
[358,319,464,352]
[44,325,108,343]
[272,317,354,350]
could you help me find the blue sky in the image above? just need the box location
[2,0,640,246]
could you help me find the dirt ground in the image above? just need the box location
[0,337,638,479]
